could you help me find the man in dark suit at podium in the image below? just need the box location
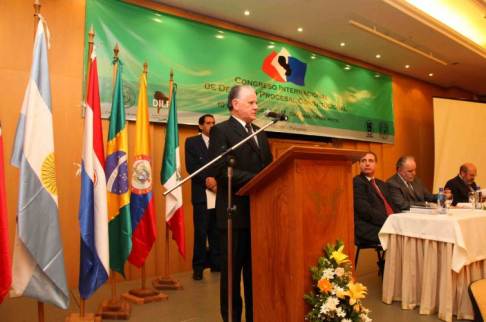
[185,114,220,281]
[386,155,437,211]
[353,152,398,245]
[445,163,477,206]
[209,85,273,322]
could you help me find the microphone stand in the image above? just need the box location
[163,116,283,322]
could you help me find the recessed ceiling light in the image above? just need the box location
[405,65,410,68]
[244,10,250,16]
[297,27,303,32]
[429,73,433,76]
[216,35,224,39]
[340,42,345,46]
[376,54,381,58]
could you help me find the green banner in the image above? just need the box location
[85,0,394,143]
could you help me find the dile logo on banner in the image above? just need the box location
[262,48,307,86]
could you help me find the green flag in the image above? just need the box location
[105,59,132,277]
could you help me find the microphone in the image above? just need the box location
[264,110,288,121]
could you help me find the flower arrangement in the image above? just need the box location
[304,239,372,322]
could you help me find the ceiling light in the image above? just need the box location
[340,42,345,46]
[244,10,250,16]
[349,20,447,65]
[405,65,410,68]
[429,73,433,76]
[376,54,381,58]
[298,27,303,32]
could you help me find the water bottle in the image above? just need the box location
[475,186,482,210]
[437,187,446,215]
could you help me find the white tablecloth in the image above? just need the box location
[379,210,486,272]
[379,210,486,321]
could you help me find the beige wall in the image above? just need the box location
[0,0,475,291]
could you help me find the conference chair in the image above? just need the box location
[355,243,385,277]
[469,278,486,321]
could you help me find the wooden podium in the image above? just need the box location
[238,146,364,321]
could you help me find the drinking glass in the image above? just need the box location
[445,193,453,214]
[469,191,475,209]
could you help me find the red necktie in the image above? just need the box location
[371,178,394,216]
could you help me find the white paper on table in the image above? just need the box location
[206,189,216,209]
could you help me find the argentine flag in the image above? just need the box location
[10,18,70,309]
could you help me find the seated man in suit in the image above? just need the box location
[445,163,477,206]
[386,155,437,211]
[354,152,398,245]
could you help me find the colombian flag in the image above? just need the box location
[128,71,156,268]
[106,58,132,277]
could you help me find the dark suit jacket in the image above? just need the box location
[185,135,212,205]
[353,173,399,245]
[386,173,436,211]
[208,116,273,229]
[445,175,477,206]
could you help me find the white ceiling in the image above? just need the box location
[149,0,486,96]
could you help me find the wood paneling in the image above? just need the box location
[0,0,476,290]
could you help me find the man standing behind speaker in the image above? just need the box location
[209,85,273,322]
[185,114,220,281]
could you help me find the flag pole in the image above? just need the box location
[112,43,119,91]
[34,2,44,320]
[121,61,167,304]
[80,25,94,319]
[111,42,119,306]
[85,25,95,101]
[153,68,182,291]
[165,68,174,280]
[66,26,102,322]
[34,0,40,36]
[96,43,130,320]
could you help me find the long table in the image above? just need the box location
[379,210,486,321]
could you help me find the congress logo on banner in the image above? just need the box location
[262,47,307,86]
